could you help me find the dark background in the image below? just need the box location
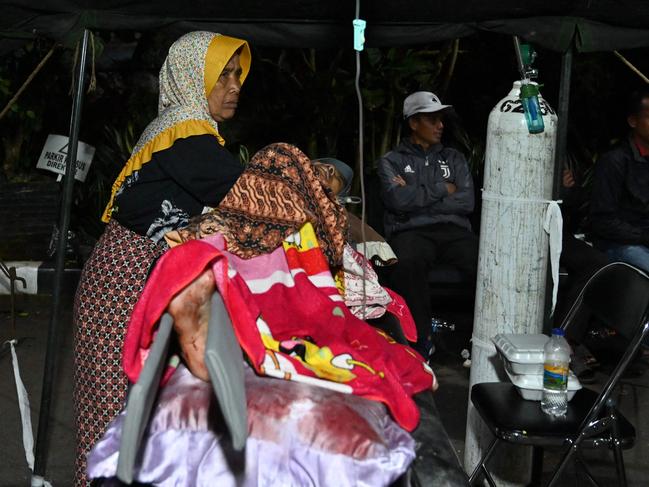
[0,28,647,246]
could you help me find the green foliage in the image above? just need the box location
[360,41,461,167]
[17,32,647,240]
[74,121,138,237]
[450,120,485,182]
[0,33,485,247]
[0,40,58,181]
[232,40,470,190]
[234,47,356,159]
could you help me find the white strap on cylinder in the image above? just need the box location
[471,334,496,353]
[5,340,52,487]
[543,201,563,315]
[481,191,563,315]
[31,475,53,487]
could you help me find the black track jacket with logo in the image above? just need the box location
[377,139,474,238]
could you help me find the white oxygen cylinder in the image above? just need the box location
[464,81,558,485]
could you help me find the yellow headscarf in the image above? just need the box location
[102,31,251,222]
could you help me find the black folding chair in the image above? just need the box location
[468,262,649,487]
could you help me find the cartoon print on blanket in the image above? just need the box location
[259,321,386,384]
[122,223,436,432]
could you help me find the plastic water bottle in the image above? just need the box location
[541,328,571,416]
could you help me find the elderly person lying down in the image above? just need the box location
[87,220,437,486]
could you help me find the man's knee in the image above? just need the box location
[388,232,432,268]
[606,244,649,273]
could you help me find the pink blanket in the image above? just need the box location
[123,234,435,431]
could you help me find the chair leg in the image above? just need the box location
[482,464,498,487]
[602,398,628,487]
[548,405,628,487]
[468,438,499,486]
[611,441,627,487]
[530,446,544,487]
[575,450,602,487]
[545,443,578,487]
[609,420,628,487]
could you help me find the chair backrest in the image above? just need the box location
[561,262,649,342]
[562,262,649,429]
[577,262,649,342]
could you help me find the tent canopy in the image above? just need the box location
[2,0,649,52]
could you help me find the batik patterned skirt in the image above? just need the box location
[72,219,165,487]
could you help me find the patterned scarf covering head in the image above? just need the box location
[102,31,251,222]
[166,143,348,266]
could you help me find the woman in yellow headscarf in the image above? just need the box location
[73,31,251,487]
[74,29,349,487]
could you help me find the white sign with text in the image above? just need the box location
[36,134,95,182]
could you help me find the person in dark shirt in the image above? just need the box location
[73,31,251,487]
[554,167,610,382]
[590,88,649,273]
[112,135,244,242]
[556,167,610,328]
[376,92,478,356]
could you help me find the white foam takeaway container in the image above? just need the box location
[492,333,582,401]
[505,368,582,401]
[492,333,549,375]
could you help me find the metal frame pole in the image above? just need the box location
[33,28,90,478]
[554,45,574,200]
[543,43,574,332]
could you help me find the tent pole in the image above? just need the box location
[33,28,90,480]
[543,42,573,332]
[554,44,573,200]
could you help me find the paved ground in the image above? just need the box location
[0,294,647,486]
[1,294,75,487]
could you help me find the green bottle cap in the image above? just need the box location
[520,83,539,98]
[520,44,536,66]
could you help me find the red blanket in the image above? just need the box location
[123,234,435,431]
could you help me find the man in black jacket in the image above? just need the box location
[376,91,478,356]
[590,89,649,273]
